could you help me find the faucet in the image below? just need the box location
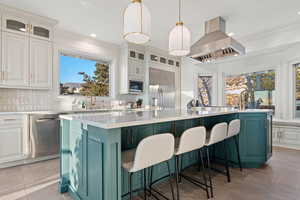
[239,90,248,110]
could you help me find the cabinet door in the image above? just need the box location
[2,31,29,87]
[31,23,52,41]
[30,38,52,88]
[239,113,267,165]
[0,126,24,163]
[2,15,29,35]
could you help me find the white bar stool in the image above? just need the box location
[227,119,242,171]
[205,122,229,198]
[122,133,175,200]
[174,126,210,200]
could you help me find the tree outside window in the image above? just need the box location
[295,64,300,118]
[60,54,109,97]
[225,70,275,110]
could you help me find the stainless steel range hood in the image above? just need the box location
[188,17,245,63]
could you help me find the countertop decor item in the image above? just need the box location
[123,0,151,44]
[169,0,191,56]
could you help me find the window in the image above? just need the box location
[295,64,300,118]
[59,54,109,96]
[225,70,275,110]
[198,75,213,106]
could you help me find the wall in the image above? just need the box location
[0,28,122,112]
[180,57,218,108]
[181,21,300,120]
[184,41,300,120]
[0,27,182,111]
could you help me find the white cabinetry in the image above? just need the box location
[273,122,300,150]
[0,114,28,164]
[30,38,52,88]
[0,5,57,89]
[119,43,146,94]
[2,31,29,87]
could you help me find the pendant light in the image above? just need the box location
[169,0,191,56]
[123,0,151,44]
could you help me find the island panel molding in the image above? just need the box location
[59,110,272,200]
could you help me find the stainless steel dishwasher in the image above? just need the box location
[29,113,60,158]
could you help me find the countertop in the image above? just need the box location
[0,108,149,115]
[60,109,272,129]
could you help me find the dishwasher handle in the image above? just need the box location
[36,118,59,122]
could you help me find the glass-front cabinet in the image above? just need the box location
[2,15,29,35]
[2,15,52,40]
[32,25,50,40]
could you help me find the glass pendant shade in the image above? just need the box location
[123,0,151,44]
[169,22,191,56]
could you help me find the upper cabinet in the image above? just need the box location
[0,5,57,89]
[119,43,146,94]
[30,38,52,88]
[2,15,29,35]
[1,31,29,87]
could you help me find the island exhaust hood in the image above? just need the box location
[188,17,245,63]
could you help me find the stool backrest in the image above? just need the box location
[207,122,228,146]
[176,126,206,155]
[132,133,175,172]
[228,119,241,138]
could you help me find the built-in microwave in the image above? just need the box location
[129,80,144,94]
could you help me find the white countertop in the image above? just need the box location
[60,109,272,129]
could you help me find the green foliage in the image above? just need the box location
[79,63,109,96]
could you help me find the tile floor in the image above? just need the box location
[0,147,300,200]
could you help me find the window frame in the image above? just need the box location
[223,69,277,110]
[197,74,214,106]
[293,62,300,119]
[57,51,112,99]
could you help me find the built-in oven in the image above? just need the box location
[129,80,144,94]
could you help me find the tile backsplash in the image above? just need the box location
[0,89,55,112]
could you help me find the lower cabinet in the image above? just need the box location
[237,113,272,167]
[0,114,28,164]
[273,125,300,150]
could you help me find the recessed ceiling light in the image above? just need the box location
[228,32,235,36]
[298,11,300,15]
[90,33,97,38]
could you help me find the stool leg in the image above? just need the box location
[143,169,147,200]
[179,155,182,183]
[149,166,153,196]
[206,147,213,198]
[234,135,243,171]
[175,155,180,200]
[167,161,175,200]
[200,149,210,199]
[129,172,133,200]
[224,141,231,183]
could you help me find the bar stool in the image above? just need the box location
[226,119,242,171]
[174,126,210,200]
[205,122,229,198]
[122,133,175,200]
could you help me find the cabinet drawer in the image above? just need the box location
[0,115,24,126]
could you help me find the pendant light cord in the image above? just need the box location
[179,0,182,22]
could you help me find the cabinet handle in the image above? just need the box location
[3,118,17,121]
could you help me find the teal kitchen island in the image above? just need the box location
[59,109,272,200]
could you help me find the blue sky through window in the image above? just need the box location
[60,55,96,83]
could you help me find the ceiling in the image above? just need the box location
[2,0,300,50]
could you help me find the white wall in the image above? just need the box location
[180,57,218,108]
[183,42,300,120]
[180,22,300,119]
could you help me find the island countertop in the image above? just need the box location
[59,109,272,129]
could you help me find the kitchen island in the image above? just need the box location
[59,109,272,200]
